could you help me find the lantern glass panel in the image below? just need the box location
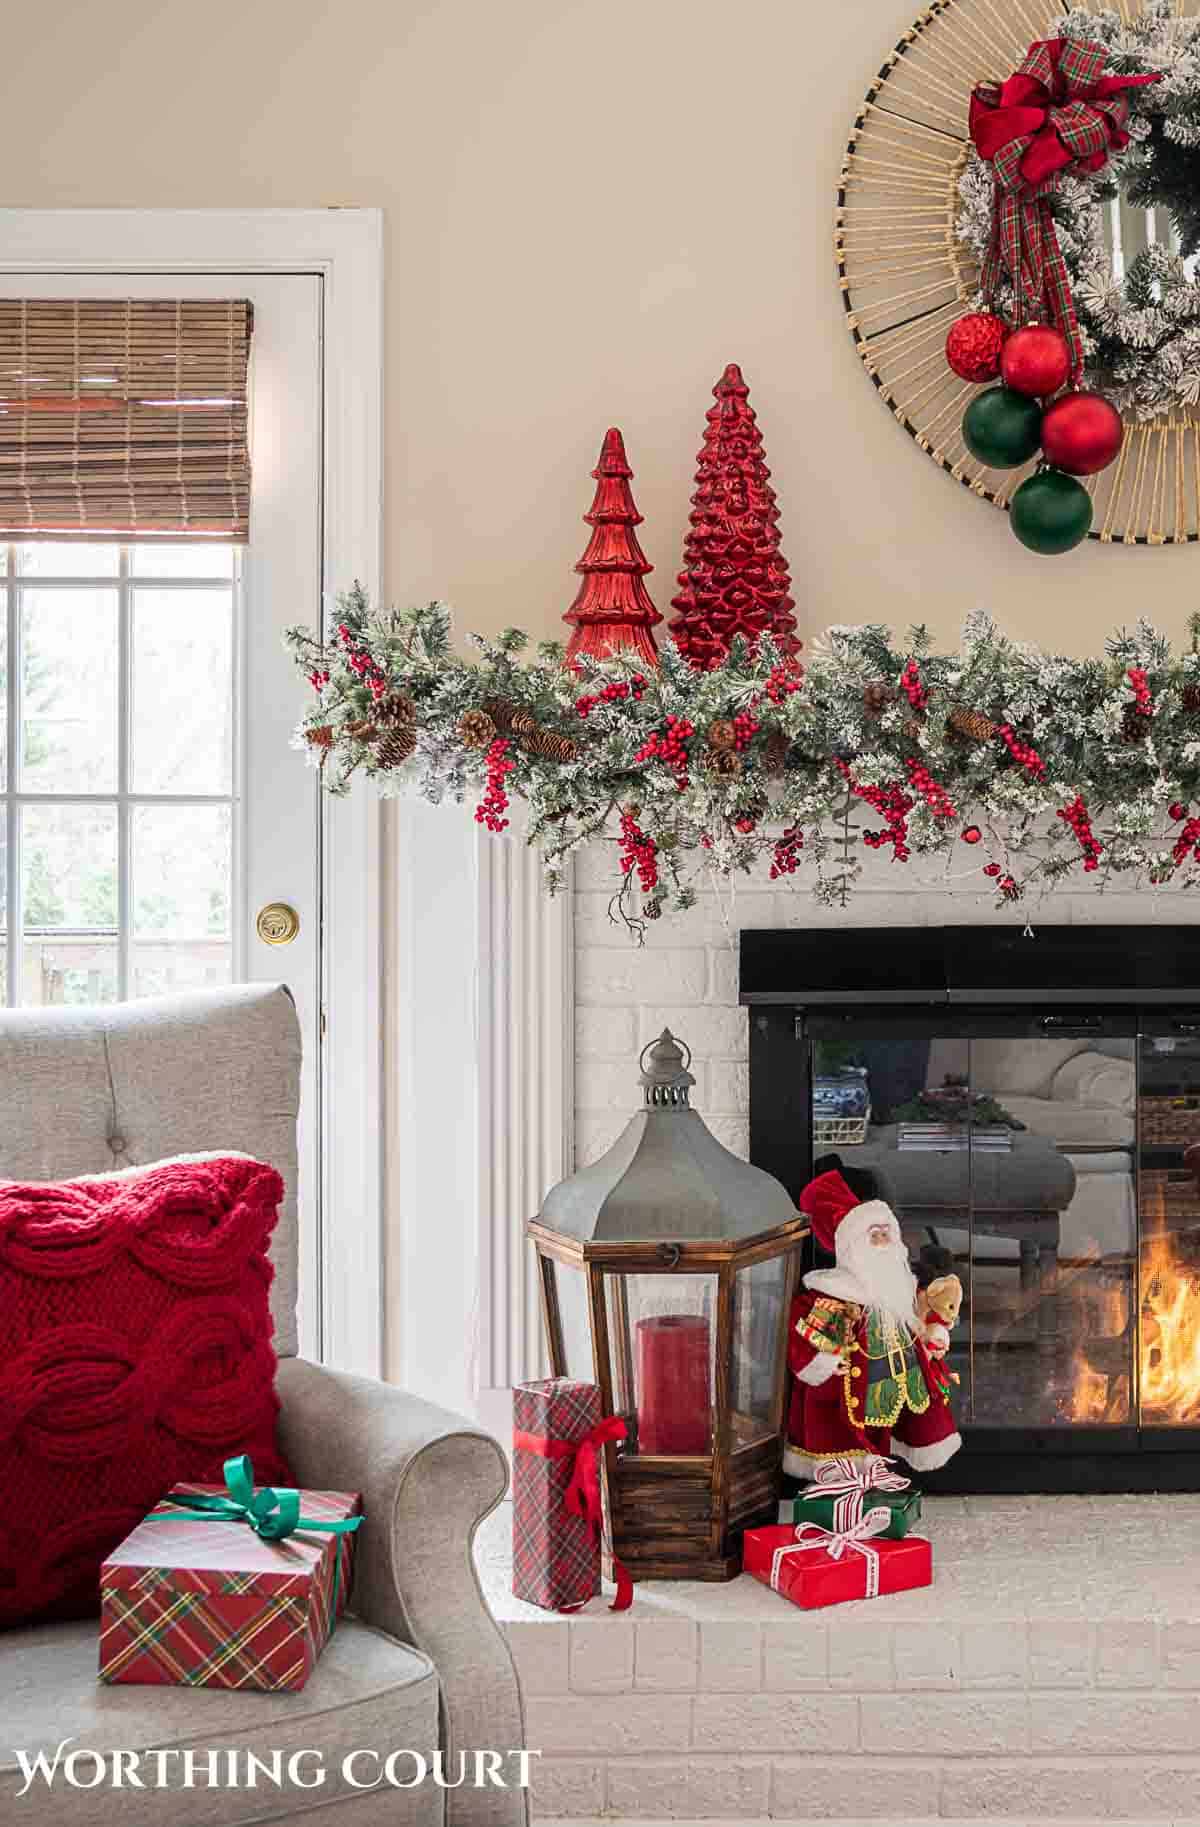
[731,1253,793,1450]
[604,1271,718,1457]
[554,1258,596,1382]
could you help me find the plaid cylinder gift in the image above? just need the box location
[99,1456,362,1693]
[512,1377,632,1612]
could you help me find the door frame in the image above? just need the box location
[0,208,385,1376]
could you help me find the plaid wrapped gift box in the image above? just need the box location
[99,1480,361,1693]
[512,1377,604,1611]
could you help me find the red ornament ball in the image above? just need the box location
[946,312,1007,383]
[1039,390,1124,477]
[961,825,982,845]
[1001,324,1071,399]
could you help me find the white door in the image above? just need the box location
[0,272,325,1357]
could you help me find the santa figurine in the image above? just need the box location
[784,1164,962,1479]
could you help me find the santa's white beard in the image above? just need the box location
[838,1228,919,1331]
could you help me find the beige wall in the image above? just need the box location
[5,0,1196,654]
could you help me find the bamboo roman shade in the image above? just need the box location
[0,298,253,542]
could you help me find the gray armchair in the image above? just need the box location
[0,984,526,1827]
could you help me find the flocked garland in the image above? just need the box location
[957,2,1200,420]
[288,587,1200,931]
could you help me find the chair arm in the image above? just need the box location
[276,1357,527,1827]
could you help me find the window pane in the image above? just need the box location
[20,803,118,1006]
[0,592,6,792]
[18,543,119,578]
[131,589,233,794]
[21,589,118,792]
[132,544,234,580]
[131,802,232,996]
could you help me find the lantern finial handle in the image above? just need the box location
[639,1030,692,1077]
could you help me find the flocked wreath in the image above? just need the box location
[958,1,1200,420]
[289,589,1200,933]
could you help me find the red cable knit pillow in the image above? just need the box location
[0,1153,292,1629]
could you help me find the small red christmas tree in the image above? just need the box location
[564,428,661,670]
[669,363,800,671]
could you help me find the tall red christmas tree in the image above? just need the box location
[563,428,661,670]
[669,363,799,671]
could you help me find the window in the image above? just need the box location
[0,542,238,1007]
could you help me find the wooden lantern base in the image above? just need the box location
[609,1432,782,1583]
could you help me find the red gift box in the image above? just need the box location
[743,1516,931,1610]
[99,1468,361,1693]
[514,1377,624,1612]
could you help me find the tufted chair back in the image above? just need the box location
[0,983,302,1356]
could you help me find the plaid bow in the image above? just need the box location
[970,37,1160,383]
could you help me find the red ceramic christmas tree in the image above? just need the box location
[669,363,800,671]
[563,428,661,670]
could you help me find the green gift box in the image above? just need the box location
[778,1486,921,1539]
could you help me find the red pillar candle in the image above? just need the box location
[635,1314,712,1454]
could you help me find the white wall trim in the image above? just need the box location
[0,209,385,1376]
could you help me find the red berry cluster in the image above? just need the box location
[618,807,658,893]
[1056,794,1103,871]
[764,662,805,706]
[475,738,514,833]
[900,659,928,712]
[1170,801,1200,866]
[905,758,957,820]
[1127,666,1154,719]
[575,675,647,718]
[962,825,982,845]
[769,825,804,879]
[997,722,1047,781]
[836,759,913,860]
[308,668,331,691]
[635,715,695,790]
[983,861,1020,899]
[731,710,760,752]
[337,622,389,699]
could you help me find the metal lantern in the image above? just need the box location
[529,1030,807,1581]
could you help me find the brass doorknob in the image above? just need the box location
[256,902,300,946]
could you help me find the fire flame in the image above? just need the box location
[1141,1228,1200,1424]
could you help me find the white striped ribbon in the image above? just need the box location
[770,1508,892,1601]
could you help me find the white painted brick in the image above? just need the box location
[1032,1691,1200,1755]
[960,1618,1027,1687]
[705,1115,749,1158]
[706,1058,749,1114]
[607,1756,770,1819]
[635,1619,697,1692]
[638,1005,748,1059]
[526,1693,691,1756]
[569,1617,634,1693]
[530,1758,605,1818]
[573,839,622,892]
[827,1615,894,1689]
[692,1691,858,1753]
[1163,1618,1200,1687]
[708,946,739,1006]
[1107,1759,1200,1817]
[573,1114,628,1166]
[575,1005,636,1058]
[698,1621,761,1692]
[771,1757,942,1820]
[947,1757,1136,1820]
[762,1615,830,1690]
[576,1057,673,1112]
[576,946,707,1006]
[862,1693,1028,1756]
[1029,1619,1092,1687]
[893,1622,960,1688]
[1095,1618,1158,1687]
[506,1619,569,1696]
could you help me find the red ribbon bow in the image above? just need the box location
[970,37,1160,383]
[513,1415,633,1611]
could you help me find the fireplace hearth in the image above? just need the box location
[741,924,1200,1493]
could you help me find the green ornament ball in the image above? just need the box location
[961,386,1043,470]
[1010,468,1094,555]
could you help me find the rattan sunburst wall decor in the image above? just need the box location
[837,0,1200,544]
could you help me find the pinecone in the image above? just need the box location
[902,717,923,741]
[305,724,335,749]
[378,692,416,728]
[741,790,770,823]
[862,682,895,720]
[704,745,742,778]
[1122,703,1150,744]
[764,727,790,777]
[947,706,999,744]
[522,727,579,763]
[707,718,738,751]
[1184,684,1200,715]
[345,719,379,742]
[643,899,662,921]
[376,723,417,769]
[483,696,517,734]
[458,708,497,750]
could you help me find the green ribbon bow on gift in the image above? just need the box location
[166,1455,363,1615]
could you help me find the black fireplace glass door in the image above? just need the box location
[809,1018,1137,1430]
[1139,1026,1200,1427]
